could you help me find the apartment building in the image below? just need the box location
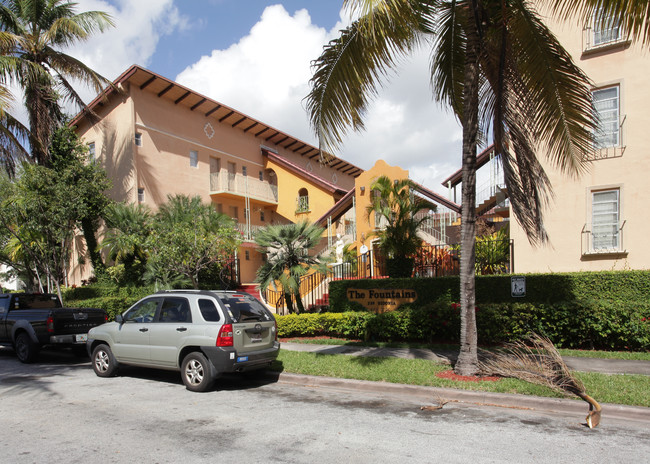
[508,9,649,272]
[70,65,362,285]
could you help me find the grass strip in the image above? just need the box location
[272,350,650,408]
[279,338,650,361]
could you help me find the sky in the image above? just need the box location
[66,0,464,193]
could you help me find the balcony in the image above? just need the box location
[236,222,266,242]
[581,221,627,257]
[210,170,278,206]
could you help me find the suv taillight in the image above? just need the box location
[46,315,54,333]
[216,324,234,347]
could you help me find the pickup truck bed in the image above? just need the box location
[0,293,107,363]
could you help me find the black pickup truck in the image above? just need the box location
[0,293,107,363]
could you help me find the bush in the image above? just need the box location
[63,283,155,320]
[277,299,650,350]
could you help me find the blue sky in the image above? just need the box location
[68,0,463,190]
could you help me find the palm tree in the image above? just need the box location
[101,202,152,284]
[366,175,436,277]
[306,0,597,375]
[0,0,114,165]
[254,221,325,314]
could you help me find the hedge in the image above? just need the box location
[277,299,650,350]
[63,284,155,321]
[328,270,650,311]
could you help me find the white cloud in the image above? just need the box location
[67,0,189,95]
[175,4,463,192]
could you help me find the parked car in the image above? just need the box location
[0,293,107,363]
[87,290,280,392]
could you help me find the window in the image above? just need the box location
[593,9,621,46]
[259,171,264,181]
[592,189,620,251]
[229,206,238,220]
[190,150,198,168]
[135,132,142,147]
[260,210,265,222]
[159,298,192,323]
[124,298,160,323]
[242,166,247,176]
[297,188,309,213]
[215,203,223,214]
[138,188,145,203]
[88,142,95,163]
[198,299,221,322]
[593,86,619,148]
[245,250,250,261]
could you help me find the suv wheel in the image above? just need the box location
[181,352,215,392]
[92,344,119,377]
[15,332,39,363]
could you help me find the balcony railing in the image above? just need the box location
[582,221,627,255]
[584,115,626,161]
[583,24,628,52]
[210,170,278,204]
[235,222,266,241]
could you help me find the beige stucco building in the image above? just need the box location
[71,65,362,285]
[509,9,649,272]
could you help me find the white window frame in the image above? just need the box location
[190,150,198,168]
[593,8,622,46]
[592,86,620,148]
[591,189,620,251]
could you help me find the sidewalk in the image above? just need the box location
[280,342,650,376]
[277,342,650,424]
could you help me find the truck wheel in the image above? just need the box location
[15,332,39,363]
[181,352,215,392]
[92,344,119,377]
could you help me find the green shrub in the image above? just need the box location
[277,300,650,350]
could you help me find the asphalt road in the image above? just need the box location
[1,347,649,464]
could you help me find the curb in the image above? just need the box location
[273,372,650,424]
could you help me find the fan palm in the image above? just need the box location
[254,221,325,314]
[306,0,597,374]
[0,0,113,165]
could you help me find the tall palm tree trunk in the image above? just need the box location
[456,2,481,376]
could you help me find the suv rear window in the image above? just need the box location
[219,295,272,322]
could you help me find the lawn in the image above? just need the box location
[272,348,650,408]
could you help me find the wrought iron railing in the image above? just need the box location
[296,195,310,213]
[264,240,512,313]
[581,221,626,255]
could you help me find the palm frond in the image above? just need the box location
[306,0,424,155]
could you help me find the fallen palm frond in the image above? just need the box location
[420,394,449,411]
[479,334,602,428]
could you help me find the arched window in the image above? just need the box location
[297,188,309,213]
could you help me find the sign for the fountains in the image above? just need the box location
[347,288,417,313]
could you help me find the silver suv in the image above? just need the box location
[87,290,280,392]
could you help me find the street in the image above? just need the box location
[1,347,648,464]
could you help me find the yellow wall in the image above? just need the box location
[352,160,410,250]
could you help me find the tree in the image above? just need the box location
[366,175,436,277]
[0,126,110,301]
[306,0,596,374]
[146,195,240,289]
[254,221,325,314]
[101,202,153,285]
[0,0,113,165]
